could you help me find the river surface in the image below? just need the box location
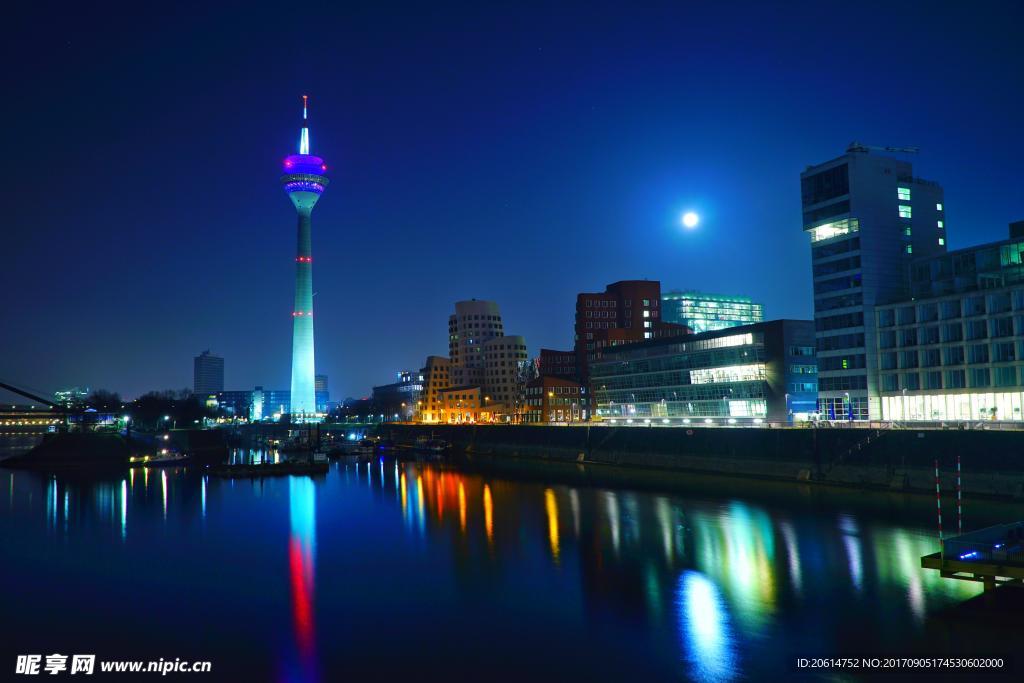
[1,441,1020,681]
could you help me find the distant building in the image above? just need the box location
[590,320,817,424]
[417,356,451,423]
[575,280,690,382]
[54,387,90,409]
[802,146,945,420]
[372,371,424,421]
[523,376,588,423]
[216,390,254,416]
[661,290,764,334]
[538,348,577,380]
[314,375,329,412]
[194,351,224,396]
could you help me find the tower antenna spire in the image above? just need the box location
[299,95,310,155]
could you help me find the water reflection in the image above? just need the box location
[0,450,997,682]
[287,476,317,682]
[677,571,736,682]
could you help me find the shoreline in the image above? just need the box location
[379,423,1024,501]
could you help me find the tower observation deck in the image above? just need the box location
[282,95,329,420]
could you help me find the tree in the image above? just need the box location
[86,389,123,411]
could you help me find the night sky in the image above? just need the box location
[3,1,1023,401]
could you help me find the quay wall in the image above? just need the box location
[377,424,1024,499]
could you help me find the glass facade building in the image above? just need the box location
[661,291,764,334]
[590,320,817,425]
[801,149,946,420]
[876,230,1024,421]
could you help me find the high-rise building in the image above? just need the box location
[193,350,224,396]
[574,280,689,382]
[661,290,764,333]
[445,300,529,422]
[282,95,329,419]
[448,300,504,387]
[801,145,945,419]
[482,335,529,417]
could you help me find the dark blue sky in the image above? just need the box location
[3,1,1023,401]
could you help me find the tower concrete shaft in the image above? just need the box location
[281,96,329,419]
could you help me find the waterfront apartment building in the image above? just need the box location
[194,351,224,396]
[661,290,764,333]
[417,356,451,423]
[802,146,946,420]
[590,320,818,424]
[523,376,588,424]
[876,223,1024,421]
[438,385,486,423]
[575,280,689,382]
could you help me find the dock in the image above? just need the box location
[921,522,1024,591]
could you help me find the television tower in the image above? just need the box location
[281,95,329,420]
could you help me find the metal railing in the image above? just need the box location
[942,522,1024,565]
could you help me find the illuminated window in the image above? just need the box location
[939,238,945,246]
[936,203,943,211]
[937,220,944,229]
[906,245,913,254]
[898,205,912,218]
[644,332,652,339]
[808,218,859,243]
[897,187,911,200]
[643,310,650,318]
[904,227,912,236]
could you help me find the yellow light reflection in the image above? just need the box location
[458,481,466,533]
[545,488,560,564]
[483,484,494,545]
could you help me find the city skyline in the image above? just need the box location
[3,3,1023,400]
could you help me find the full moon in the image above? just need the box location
[682,211,699,229]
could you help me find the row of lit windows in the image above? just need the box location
[879,367,1018,392]
[879,291,1024,325]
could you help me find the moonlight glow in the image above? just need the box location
[682,211,699,229]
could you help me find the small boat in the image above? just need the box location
[207,460,329,478]
[414,436,449,455]
[355,438,376,462]
[278,440,313,453]
[128,451,189,467]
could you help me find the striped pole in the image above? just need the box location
[956,455,963,536]
[934,459,944,553]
